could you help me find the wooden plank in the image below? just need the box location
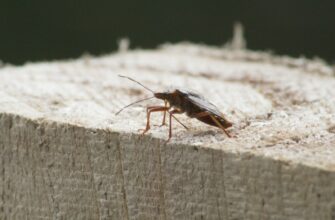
[0,43,335,219]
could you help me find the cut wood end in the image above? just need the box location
[0,43,334,171]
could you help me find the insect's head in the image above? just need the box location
[154,92,169,101]
[155,90,180,106]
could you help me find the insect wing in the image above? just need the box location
[185,91,233,129]
[185,92,224,117]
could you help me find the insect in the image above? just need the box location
[116,75,233,141]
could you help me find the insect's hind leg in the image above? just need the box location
[190,111,232,138]
[209,115,232,138]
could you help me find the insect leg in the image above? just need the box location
[146,105,188,130]
[171,115,188,130]
[167,109,183,142]
[161,100,168,126]
[209,115,232,138]
[146,101,169,127]
[141,106,169,135]
[190,111,231,138]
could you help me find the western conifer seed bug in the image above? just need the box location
[116,75,233,141]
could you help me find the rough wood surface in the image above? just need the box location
[1,43,335,220]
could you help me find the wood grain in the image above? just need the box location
[1,43,335,219]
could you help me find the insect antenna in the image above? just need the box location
[118,75,155,94]
[115,96,154,115]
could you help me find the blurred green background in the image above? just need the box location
[1,0,334,64]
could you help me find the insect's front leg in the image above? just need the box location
[149,101,188,130]
[140,106,169,135]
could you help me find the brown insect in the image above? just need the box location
[116,75,233,141]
